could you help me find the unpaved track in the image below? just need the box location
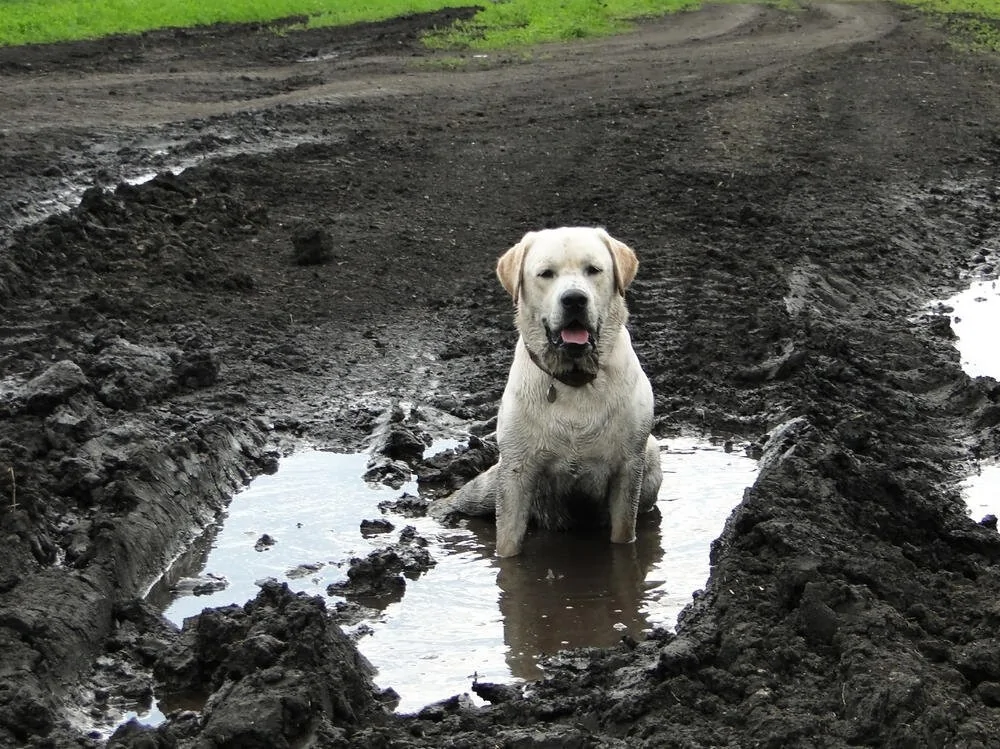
[2,3,1000,747]
[0,5,897,129]
[0,4,901,230]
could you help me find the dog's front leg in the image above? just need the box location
[608,458,646,545]
[494,463,536,557]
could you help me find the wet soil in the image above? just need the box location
[2,3,1000,747]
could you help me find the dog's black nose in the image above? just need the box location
[560,289,588,310]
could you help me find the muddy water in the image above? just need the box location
[939,278,1000,520]
[146,438,757,714]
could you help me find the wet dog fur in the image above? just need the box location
[433,227,662,557]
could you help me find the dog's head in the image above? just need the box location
[496,227,638,376]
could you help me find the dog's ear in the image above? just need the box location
[496,231,535,304]
[598,229,639,296]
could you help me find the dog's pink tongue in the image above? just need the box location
[560,327,589,345]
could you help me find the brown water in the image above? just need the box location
[144,437,758,714]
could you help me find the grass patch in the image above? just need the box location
[947,16,1000,52]
[897,0,999,14]
[0,0,480,47]
[897,0,1000,52]
[0,0,714,49]
[413,53,508,71]
[1,0,1000,52]
[422,0,702,50]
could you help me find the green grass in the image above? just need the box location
[898,0,999,14]
[0,0,701,48]
[1,0,1000,52]
[0,0,480,47]
[421,0,700,50]
[897,0,1000,51]
[949,16,1000,52]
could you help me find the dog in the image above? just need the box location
[433,227,662,557]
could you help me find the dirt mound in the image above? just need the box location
[133,582,384,748]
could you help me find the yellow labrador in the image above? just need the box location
[435,227,662,557]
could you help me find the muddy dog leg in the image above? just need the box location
[494,464,537,557]
[430,464,499,520]
[639,435,663,512]
[431,461,533,557]
[608,456,647,544]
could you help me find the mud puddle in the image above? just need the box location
[937,277,1000,520]
[133,437,757,716]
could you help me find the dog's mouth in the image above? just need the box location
[546,321,596,357]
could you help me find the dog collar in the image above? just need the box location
[525,346,596,401]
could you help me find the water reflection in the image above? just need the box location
[495,517,663,678]
[145,525,222,613]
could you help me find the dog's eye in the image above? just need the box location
[584,265,602,276]
[537,269,555,279]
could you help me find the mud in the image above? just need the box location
[2,3,1000,747]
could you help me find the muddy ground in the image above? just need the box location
[2,2,1000,747]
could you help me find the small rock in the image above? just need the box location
[254,534,276,552]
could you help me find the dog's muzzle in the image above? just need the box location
[546,289,596,357]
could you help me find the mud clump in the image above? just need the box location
[377,492,431,518]
[415,434,499,492]
[0,315,273,747]
[253,533,277,552]
[110,582,384,749]
[364,418,430,488]
[327,526,435,603]
[360,518,394,536]
[18,360,92,415]
[290,223,337,266]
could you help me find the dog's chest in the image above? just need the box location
[504,385,634,458]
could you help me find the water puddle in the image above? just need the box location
[941,278,1000,379]
[964,461,1000,522]
[136,437,756,716]
[935,277,1000,520]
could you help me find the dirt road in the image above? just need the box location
[2,3,1000,746]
